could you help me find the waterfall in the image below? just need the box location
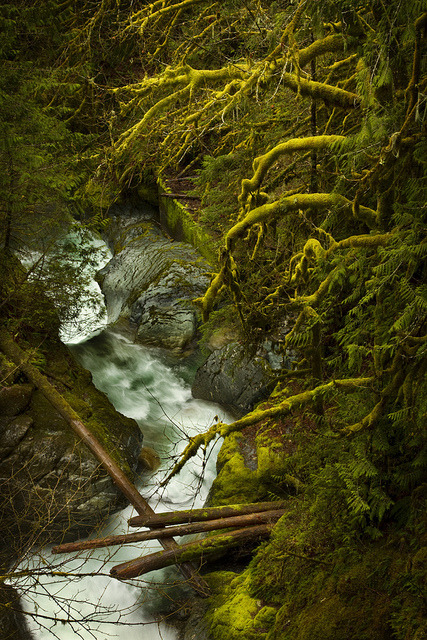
[14,230,232,639]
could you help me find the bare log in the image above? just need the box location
[110,524,274,580]
[52,509,285,554]
[128,500,286,528]
[0,329,210,597]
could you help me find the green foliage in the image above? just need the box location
[191,153,250,231]
[0,63,90,251]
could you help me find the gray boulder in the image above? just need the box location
[192,339,294,415]
[191,343,272,415]
[129,260,209,350]
[97,210,211,352]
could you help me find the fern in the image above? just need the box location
[346,344,372,372]
[286,328,313,348]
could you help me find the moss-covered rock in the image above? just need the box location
[197,399,426,640]
[200,530,426,640]
[207,433,266,506]
[205,573,264,640]
[158,176,218,265]
[192,342,277,416]
[0,335,142,558]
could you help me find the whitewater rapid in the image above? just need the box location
[15,231,232,640]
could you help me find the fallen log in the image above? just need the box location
[110,523,274,580]
[52,509,285,554]
[159,193,200,199]
[0,329,209,597]
[128,500,286,528]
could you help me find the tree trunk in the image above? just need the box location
[128,500,286,527]
[0,329,210,597]
[52,509,285,554]
[110,524,274,580]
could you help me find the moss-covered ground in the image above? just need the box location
[197,389,426,640]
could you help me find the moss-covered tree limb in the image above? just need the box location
[197,198,381,320]
[239,135,346,209]
[194,264,226,322]
[227,192,378,251]
[297,34,349,69]
[113,44,360,162]
[325,232,394,256]
[110,524,275,579]
[127,0,207,35]
[277,71,360,109]
[129,501,286,527]
[162,377,375,484]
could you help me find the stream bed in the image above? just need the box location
[14,229,232,639]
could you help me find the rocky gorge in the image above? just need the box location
[97,201,292,414]
[0,198,286,638]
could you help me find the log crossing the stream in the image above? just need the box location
[110,523,276,580]
[53,502,286,579]
[128,500,287,527]
[52,507,286,553]
[0,330,286,587]
[0,329,209,596]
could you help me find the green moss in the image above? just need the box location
[137,183,159,207]
[201,452,426,640]
[253,606,278,630]
[158,176,218,264]
[256,445,286,480]
[208,433,266,506]
[290,590,391,640]
[205,573,265,640]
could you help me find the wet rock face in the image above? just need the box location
[97,208,210,352]
[191,342,283,415]
[129,261,209,350]
[192,317,296,414]
[0,358,142,551]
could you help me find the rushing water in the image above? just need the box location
[15,231,232,640]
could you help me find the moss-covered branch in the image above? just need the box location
[128,0,207,34]
[297,34,349,69]
[162,377,375,484]
[278,71,360,108]
[227,192,378,250]
[239,135,346,208]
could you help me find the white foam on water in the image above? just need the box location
[13,229,233,639]
[16,329,232,639]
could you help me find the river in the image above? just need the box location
[15,229,232,640]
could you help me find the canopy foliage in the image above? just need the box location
[91,0,427,539]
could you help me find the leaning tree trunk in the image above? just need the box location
[0,329,210,597]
